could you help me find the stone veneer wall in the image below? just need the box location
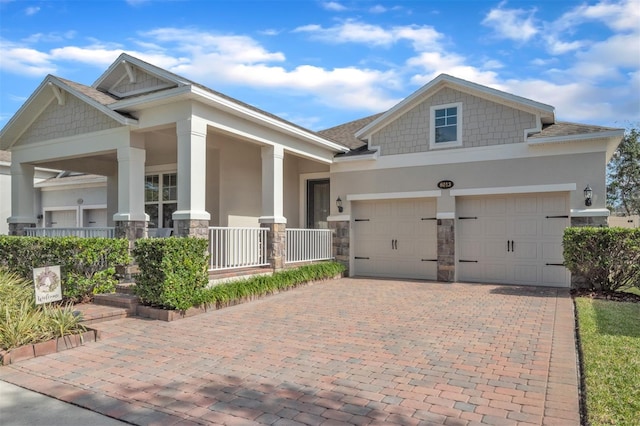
[329,220,350,275]
[437,219,455,282]
[261,223,286,270]
[8,222,35,236]
[174,219,210,238]
[115,220,147,280]
[570,216,608,227]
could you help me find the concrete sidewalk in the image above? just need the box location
[0,380,128,426]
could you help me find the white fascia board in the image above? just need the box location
[190,86,349,153]
[437,212,455,219]
[527,129,624,145]
[355,74,555,139]
[571,208,610,217]
[347,190,442,201]
[333,152,379,163]
[108,85,192,110]
[450,183,576,197]
[331,139,610,173]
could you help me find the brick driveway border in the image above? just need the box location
[0,278,580,425]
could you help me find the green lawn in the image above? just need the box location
[575,298,640,425]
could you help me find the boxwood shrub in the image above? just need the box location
[132,237,209,311]
[563,227,640,291]
[0,236,130,301]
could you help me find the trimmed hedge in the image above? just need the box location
[197,261,346,308]
[132,237,209,311]
[0,236,130,301]
[563,227,640,291]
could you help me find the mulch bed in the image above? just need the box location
[571,289,640,303]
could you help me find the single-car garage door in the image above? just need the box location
[457,192,570,287]
[353,198,437,280]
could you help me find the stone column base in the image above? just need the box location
[329,220,350,275]
[174,219,210,238]
[437,219,455,282]
[570,216,608,227]
[261,222,286,271]
[8,222,35,236]
[115,220,147,281]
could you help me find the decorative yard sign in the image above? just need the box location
[33,265,62,305]
[437,180,454,189]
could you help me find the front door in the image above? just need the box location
[307,179,330,229]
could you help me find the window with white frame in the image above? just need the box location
[145,172,177,228]
[430,102,462,148]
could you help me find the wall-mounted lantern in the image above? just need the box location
[336,197,343,213]
[584,185,593,207]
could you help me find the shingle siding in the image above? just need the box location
[112,71,173,95]
[18,96,121,145]
[375,87,537,155]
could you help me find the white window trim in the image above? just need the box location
[430,102,463,149]
[145,170,178,228]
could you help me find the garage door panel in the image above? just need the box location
[353,198,437,280]
[513,242,538,260]
[514,265,539,284]
[484,218,508,238]
[513,218,538,237]
[458,193,570,287]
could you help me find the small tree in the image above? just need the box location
[607,128,640,216]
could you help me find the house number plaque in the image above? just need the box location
[437,180,454,189]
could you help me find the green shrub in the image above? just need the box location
[563,227,640,291]
[0,236,130,302]
[132,237,209,311]
[0,271,85,351]
[199,261,345,308]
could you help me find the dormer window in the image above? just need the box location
[430,102,462,149]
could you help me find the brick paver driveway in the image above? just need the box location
[0,278,580,425]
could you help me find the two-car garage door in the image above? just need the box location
[352,192,570,287]
[457,192,570,287]
[353,199,437,280]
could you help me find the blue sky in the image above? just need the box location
[0,0,638,131]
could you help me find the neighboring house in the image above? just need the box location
[0,53,623,287]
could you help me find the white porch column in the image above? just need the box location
[173,117,210,237]
[113,146,147,223]
[7,161,36,235]
[258,144,286,224]
[259,144,286,270]
[106,174,118,227]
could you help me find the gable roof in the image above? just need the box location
[356,74,556,141]
[318,113,384,149]
[0,75,137,150]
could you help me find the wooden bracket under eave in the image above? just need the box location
[48,82,65,106]
[123,61,136,83]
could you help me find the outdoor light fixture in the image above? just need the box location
[336,197,343,213]
[584,185,593,207]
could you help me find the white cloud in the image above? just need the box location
[321,2,347,12]
[0,40,56,76]
[370,5,387,14]
[293,20,442,50]
[22,31,76,44]
[24,6,39,16]
[482,2,538,42]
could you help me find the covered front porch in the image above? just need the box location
[2,54,347,273]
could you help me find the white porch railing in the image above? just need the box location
[286,228,333,264]
[209,227,269,271]
[24,227,116,238]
